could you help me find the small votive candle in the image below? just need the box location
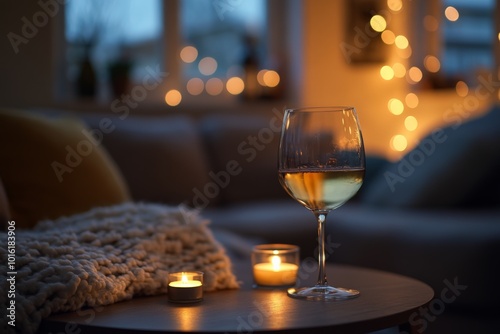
[167,271,203,303]
[252,244,299,287]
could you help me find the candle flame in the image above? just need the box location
[271,255,281,271]
[181,272,188,283]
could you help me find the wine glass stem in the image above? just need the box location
[315,212,328,286]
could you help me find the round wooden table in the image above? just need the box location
[39,263,433,334]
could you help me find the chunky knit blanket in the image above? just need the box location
[0,202,239,334]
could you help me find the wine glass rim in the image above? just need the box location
[285,106,355,113]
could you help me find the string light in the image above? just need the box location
[165,90,182,106]
[198,57,217,76]
[387,0,403,12]
[407,67,423,83]
[392,63,406,78]
[394,35,409,49]
[180,46,198,63]
[263,70,280,87]
[445,6,459,22]
[381,30,396,44]
[404,116,418,131]
[390,135,408,151]
[226,77,245,95]
[405,93,419,108]
[257,70,267,86]
[424,55,441,73]
[380,65,395,80]
[205,78,223,95]
[370,15,387,32]
[381,4,474,155]
[388,98,404,115]
[186,78,204,96]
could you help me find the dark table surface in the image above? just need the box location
[39,262,434,334]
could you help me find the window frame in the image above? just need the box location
[55,0,300,110]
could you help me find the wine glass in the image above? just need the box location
[278,106,365,301]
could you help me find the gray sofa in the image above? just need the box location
[86,106,500,333]
[1,105,499,333]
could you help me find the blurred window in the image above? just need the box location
[65,0,163,100]
[180,0,267,79]
[441,0,495,82]
[64,0,274,102]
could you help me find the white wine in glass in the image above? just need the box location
[278,106,365,301]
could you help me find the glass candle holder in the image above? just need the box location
[252,244,299,287]
[167,271,203,303]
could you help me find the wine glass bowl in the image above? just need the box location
[278,106,365,301]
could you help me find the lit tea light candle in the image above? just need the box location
[167,271,203,303]
[252,245,299,287]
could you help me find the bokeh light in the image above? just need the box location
[392,62,406,78]
[381,30,395,44]
[408,66,423,83]
[198,57,218,76]
[405,93,419,108]
[257,69,267,86]
[388,98,404,115]
[424,55,441,73]
[445,6,459,21]
[387,0,403,12]
[180,46,198,63]
[263,70,280,87]
[165,89,182,106]
[370,15,387,32]
[394,35,409,49]
[391,134,408,151]
[226,77,245,95]
[186,78,204,95]
[380,65,395,80]
[404,116,418,131]
[205,78,223,95]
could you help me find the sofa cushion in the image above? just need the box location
[0,108,130,229]
[200,114,288,205]
[83,115,212,207]
[329,203,500,309]
[360,104,500,209]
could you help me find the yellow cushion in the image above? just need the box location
[0,108,131,229]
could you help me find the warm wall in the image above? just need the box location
[1,0,497,160]
[301,0,496,160]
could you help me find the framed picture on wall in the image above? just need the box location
[343,0,387,64]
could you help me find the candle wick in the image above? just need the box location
[271,255,281,271]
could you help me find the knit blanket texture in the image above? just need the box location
[0,202,239,334]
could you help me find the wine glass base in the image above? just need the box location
[287,285,360,301]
